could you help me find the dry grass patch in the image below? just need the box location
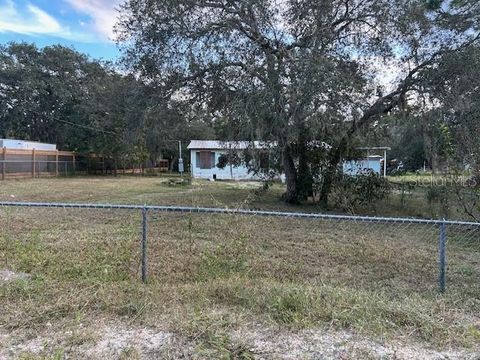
[0,177,479,357]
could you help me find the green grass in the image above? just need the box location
[0,176,479,357]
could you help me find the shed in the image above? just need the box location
[187,140,270,180]
[342,146,391,177]
[343,155,384,176]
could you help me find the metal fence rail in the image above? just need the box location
[1,201,479,291]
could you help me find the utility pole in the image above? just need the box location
[178,140,184,177]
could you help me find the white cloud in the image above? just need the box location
[0,0,93,41]
[65,0,122,41]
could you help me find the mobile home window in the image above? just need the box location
[196,151,216,169]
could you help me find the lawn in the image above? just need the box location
[0,176,479,359]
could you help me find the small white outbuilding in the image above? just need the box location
[343,156,383,175]
[0,139,57,151]
[188,140,268,180]
[342,147,390,177]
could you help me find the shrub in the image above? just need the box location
[331,169,391,212]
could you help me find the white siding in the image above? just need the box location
[190,150,259,180]
[0,139,57,151]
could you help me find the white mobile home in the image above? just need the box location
[188,140,268,180]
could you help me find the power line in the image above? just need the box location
[53,117,118,135]
[26,110,119,136]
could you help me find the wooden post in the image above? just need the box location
[55,150,59,177]
[32,149,36,178]
[2,147,6,180]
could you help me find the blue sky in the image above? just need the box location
[0,0,122,60]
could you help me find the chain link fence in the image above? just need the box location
[0,201,478,293]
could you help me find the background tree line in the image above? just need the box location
[116,0,480,205]
[1,0,479,207]
[0,42,214,171]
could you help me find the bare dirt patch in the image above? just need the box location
[0,320,185,359]
[0,269,30,283]
[234,327,480,360]
[1,320,478,359]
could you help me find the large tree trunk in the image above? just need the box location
[319,89,402,207]
[283,144,299,204]
[422,115,438,174]
[319,169,334,208]
[297,130,313,200]
[319,137,348,208]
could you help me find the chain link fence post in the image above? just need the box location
[141,207,148,283]
[439,220,446,293]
